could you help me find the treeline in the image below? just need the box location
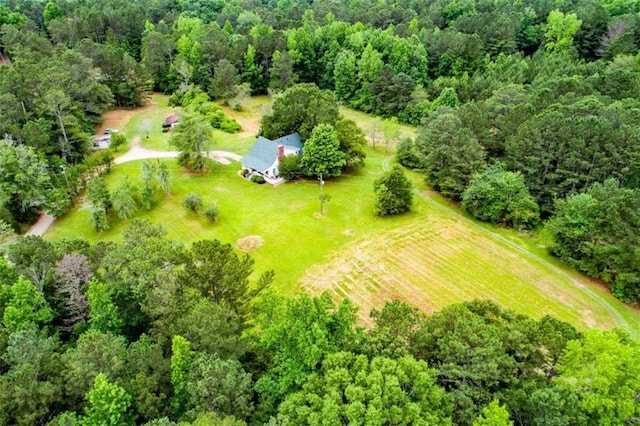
[0,220,638,425]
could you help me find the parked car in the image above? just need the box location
[104,128,119,134]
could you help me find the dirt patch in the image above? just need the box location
[97,99,159,134]
[218,105,262,138]
[236,235,264,252]
[343,230,355,237]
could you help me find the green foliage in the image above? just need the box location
[473,400,513,426]
[432,87,461,110]
[362,300,424,359]
[416,110,486,200]
[182,193,203,214]
[169,107,214,172]
[278,352,452,425]
[250,174,265,184]
[86,278,122,334]
[112,176,138,221]
[410,300,578,425]
[334,119,367,169]
[87,177,112,214]
[334,50,357,101]
[109,133,127,151]
[260,84,340,140]
[203,202,219,223]
[184,353,253,421]
[462,164,539,229]
[395,137,423,169]
[90,208,110,232]
[254,293,358,417]
[556,329,640,424]
[0,219,17,254]
[545,10,582,54]
[373,164,413,216]
[156,162,172,195]
[278,155,303,181]
[546,180,640,303]
[269,50,296,93]
[63,330,128,407]
[209,59,240,101]
[0,141,54,218]
[301,124,346,178]
[243,44,265,94]
[170,335,193,419]
[2,277,53,332]
[83,373,133,426]
[0,327,61,425]
[179,239,270,315]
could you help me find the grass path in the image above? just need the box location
[415,190,638,334]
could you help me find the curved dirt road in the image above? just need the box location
[115,136,241,165]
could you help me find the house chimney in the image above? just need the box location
[277,144,285,162]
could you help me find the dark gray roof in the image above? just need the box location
[241,133,302,173]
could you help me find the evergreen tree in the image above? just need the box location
[374,164,414,216]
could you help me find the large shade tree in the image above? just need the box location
[260,83,340,140]
[301,124,345,178]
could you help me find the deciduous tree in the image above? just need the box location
[301,124,345,178]
[278,352,452,425]
[260,83,340,140]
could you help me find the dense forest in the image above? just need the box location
[0,221,639,425]
[1,0,640,423]
[1,0,640,302]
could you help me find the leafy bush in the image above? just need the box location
[182,193,203,214]
[251,175,266,184]
[395,137,423,169]
[109,133,126,151]
[203,202,219,223]
[461,164,539,230]
[279,155,303,181]
[220,118,241,133]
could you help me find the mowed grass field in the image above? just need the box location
[47,96,640,337]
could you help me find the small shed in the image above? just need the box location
[92,134,111,150]
[163,114,180,130]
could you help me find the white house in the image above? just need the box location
[240,133,303,179]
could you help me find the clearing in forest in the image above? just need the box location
[301,191,640,337]
[46,96,640,338]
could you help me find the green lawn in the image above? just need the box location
[122,94,258,153]
[47,97,640,337]
[47,149,413,286]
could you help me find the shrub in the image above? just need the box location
[220,118,241,133]
[251,175,266,184]
[182,193,203,214]
[462,164,539,229]
[203,202,219,223]
[109,133,126,151]
[395,137,423,169]
[279,155,303,181]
